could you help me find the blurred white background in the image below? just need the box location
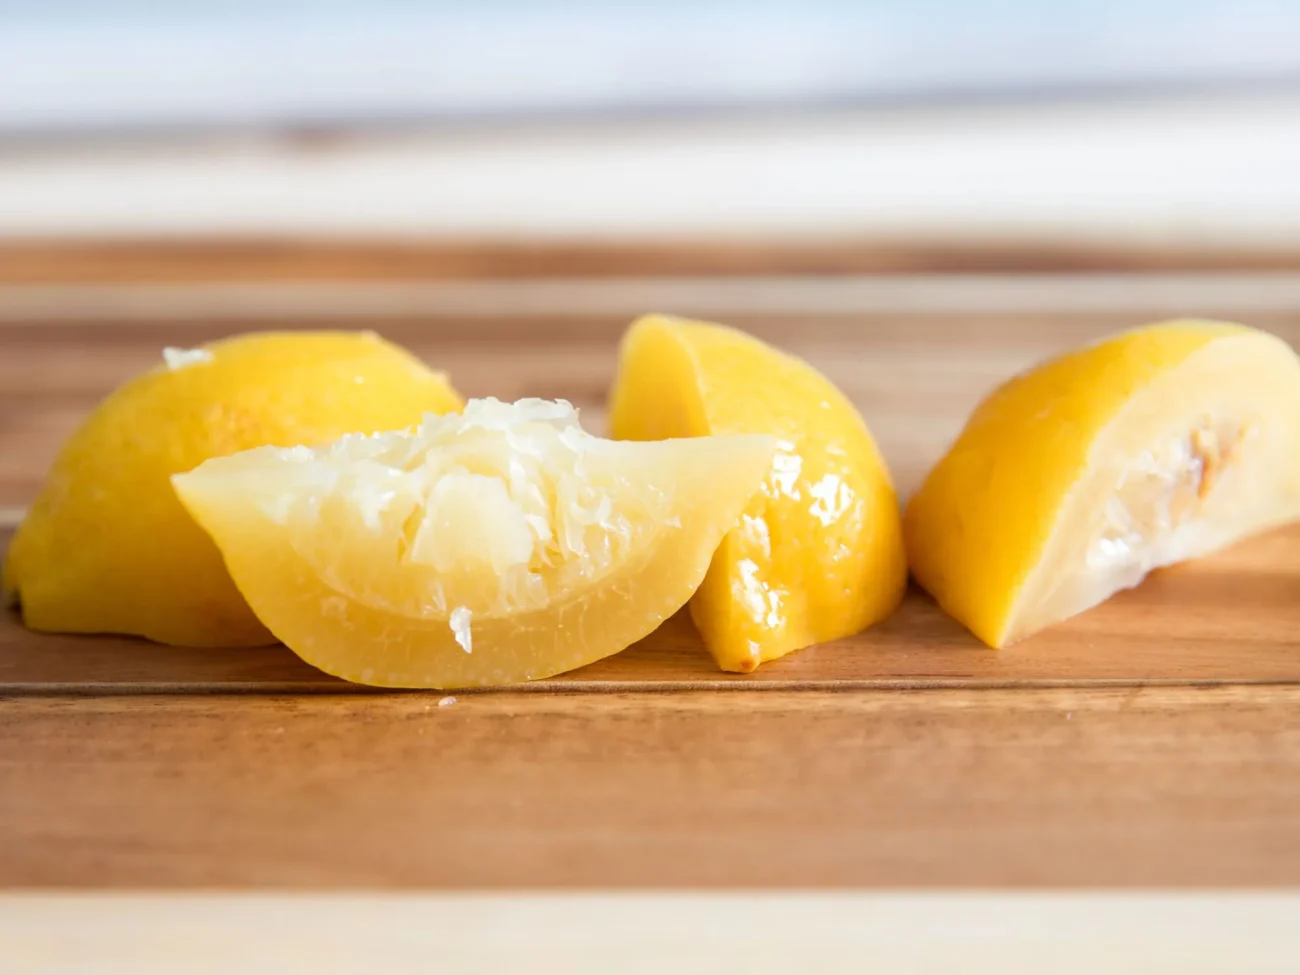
[6,0,1300,132]
[3,0,1300,244]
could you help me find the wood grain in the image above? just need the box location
[5,523,1300,692]
[5,238,1300,285]
[4,686,1300,886]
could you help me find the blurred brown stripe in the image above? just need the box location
[6,274,1300,323]
[5,237,1300,283]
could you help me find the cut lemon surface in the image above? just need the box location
[608,314,907,673]
[905,320,1300,648]
[2,331,462,646]
[173,398,776,688]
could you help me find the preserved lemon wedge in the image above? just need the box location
[905,320,1300,648]
[609,314,907,673]
[2,330,462,646]
[173,398,775,688]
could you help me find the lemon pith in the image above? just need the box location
[2,331,463,646]
[905,320,1300,648]
[173,398,776,688]
[608,314,908,673]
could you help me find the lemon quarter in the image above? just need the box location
[3,331,462,646]
[905,320,1300,648]
[608,314,907,672]
[174,398,776,687]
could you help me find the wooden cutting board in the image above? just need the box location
[5,521,1300,692]
[4,257,1300,887]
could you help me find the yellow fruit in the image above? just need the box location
[905,320,1300,648]
[173,398,776,688]
[2,331,462,646]
[607,314,907,673]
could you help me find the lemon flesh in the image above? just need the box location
[905,320,1300,648]
[2,331,462,646]
[608,314,907,673]
[173,398,776,688]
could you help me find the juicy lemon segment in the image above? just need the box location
[2,331,462,646]
[173,398,776,688]
[608,314,907,673]
[905,320,1300,648]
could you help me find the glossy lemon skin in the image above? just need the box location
[904,320,1273,648]
[2,331,462,646]
[608,314,907,672]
